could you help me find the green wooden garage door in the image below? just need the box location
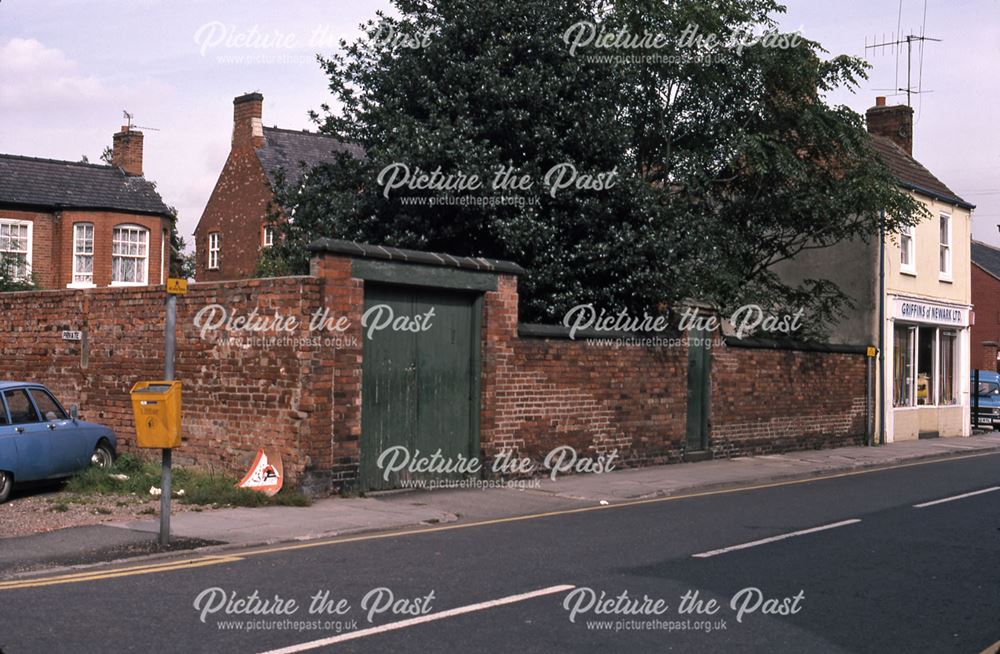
[359,283,481,491]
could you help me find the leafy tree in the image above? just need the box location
[163,206,195,279]
[266,0,925,329]
[0,254,36,293]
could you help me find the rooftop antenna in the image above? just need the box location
[122,109,161,132]
[865,0,940,107]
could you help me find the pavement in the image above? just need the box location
[2,432,999,576]
[2,437,998,653]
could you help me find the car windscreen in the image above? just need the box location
[4,389,40,424]
[976,381,1000,396]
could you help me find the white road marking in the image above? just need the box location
[257,584,576,654]
[913,486,1000,508]
[691,519,862,558]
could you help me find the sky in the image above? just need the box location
[1,0,998,250]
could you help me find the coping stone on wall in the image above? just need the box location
[723,336,869,355]
[308,238,525,276]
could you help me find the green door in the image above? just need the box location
[360,284,480,490]
[685,329,711,456]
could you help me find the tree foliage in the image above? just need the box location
[265,0,926,329]
[0,254,36,293]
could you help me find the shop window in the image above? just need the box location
[916,326,935,405]
[893,325,914,407]
[896,324,960,408]
[939,331,957,405]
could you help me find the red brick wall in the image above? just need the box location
[0,277,333,488]
[481,275,868,468]
[309,254,364,488]
[0,207,168,289]
[194,149,273,282]
[0,251,870,493]
[481,275,689,466]
[711,344,868,456]
[971,263,1000,373]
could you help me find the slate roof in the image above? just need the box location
[0,154,172,216]
[869,136,974,210]
[971,240,1000,280]
[257,127,364,190]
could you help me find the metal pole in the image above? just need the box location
[160,294,176,547]
[866,355,873,447]
[878,210,887,446]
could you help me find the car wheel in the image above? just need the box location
[90,443,114,470]
[0,471,12,503]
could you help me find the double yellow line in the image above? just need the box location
[2,449,997,591]
[0,555,244,591]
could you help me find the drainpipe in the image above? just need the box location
[878,209,887,446]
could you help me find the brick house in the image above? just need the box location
[193,92,362,281]
[0,127,173,289]
[970,240,1000,372]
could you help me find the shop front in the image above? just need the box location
[885,295,971,441]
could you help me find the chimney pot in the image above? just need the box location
[112,126,144,176]
[233,92,264,149]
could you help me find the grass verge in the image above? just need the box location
[65,453,310,508]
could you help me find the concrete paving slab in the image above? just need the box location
[106,497,457,545]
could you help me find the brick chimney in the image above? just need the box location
[233,92,265,149]
[866,96,914,155]
[112,127,144,176]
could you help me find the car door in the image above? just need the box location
[0,395,19,479]
[28,388,86,475]
[3,388,50,481]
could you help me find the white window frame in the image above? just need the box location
[208,232,220,270]
[68,222,95,288]
[263,225,275,248]
[0,218,33,281]
[938,212,952,281]
[899,223,916,276]
[161,229,168,285]
[111,224,149,286]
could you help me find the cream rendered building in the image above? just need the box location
[775,97,975,442]
[882,190,973,441]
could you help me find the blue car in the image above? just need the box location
[0,382,117,503]
[972,370,1000,429]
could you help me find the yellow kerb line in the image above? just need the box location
[0,555,244,590]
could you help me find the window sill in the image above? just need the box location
[939,274,953,283]
[900,268,917,277]
[894,404,963,410]
[110,281,146,287]
[66,282,96,289]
